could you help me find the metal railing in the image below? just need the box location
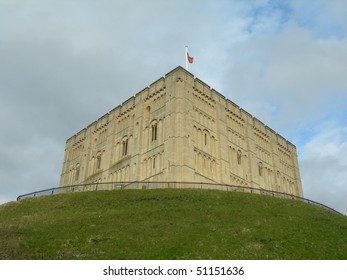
[17,181,343,215]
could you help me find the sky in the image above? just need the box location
[1,0,346,215]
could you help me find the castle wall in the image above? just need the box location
[59,66,303,197]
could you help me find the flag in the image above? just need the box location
[187,52,194,64]
[185,46,194,70]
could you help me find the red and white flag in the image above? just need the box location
[185,46,194,70]
[187,52,194,64]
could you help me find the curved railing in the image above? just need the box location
[17,181,343,215]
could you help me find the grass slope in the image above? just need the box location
[1,189,346,260]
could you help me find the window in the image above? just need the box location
[258,162,263,177]
[203,130,209,146]
[122,138,129,156]
[96,153,102,170]
[145,106,151,120]
[75,164,80,181]
[152,123,158,141]
[93,138,97,148]
[237,150,242,165]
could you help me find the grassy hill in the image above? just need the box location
[1,188,346,259]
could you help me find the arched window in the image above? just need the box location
[96,152,102,170]
[145,106,151,120]
[75,164,80,181]
[237,150,242,165]
[122,137,129,156]
[151,122,158,141]
[93,138,98,148]
[258,162,263,177]
[203,129,209,146]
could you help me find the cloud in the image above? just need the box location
[222,19,347,134]
[2,0,238,202]
[1,0,347,215]
[218,1,347,214]
[291,0,347,38]
[300,122,347,215]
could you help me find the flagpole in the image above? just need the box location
[185,46,188,71]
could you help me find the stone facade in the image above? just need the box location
[59,66,303,197]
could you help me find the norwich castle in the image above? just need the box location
[59,66,303,197]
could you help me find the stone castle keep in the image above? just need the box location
[59,66,303,197]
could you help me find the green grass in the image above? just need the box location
[1,189,347,259]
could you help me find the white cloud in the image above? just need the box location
[291,0,347,38]
[218,1,347,215]
[222,20,347,136]
[300,122,347,215]
[1,0,347,216]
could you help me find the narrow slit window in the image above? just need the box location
[259,162,263,176]
[237,150,242,165]
[122,139,129,156]
[75,164,80,181]
[96,153,102,169]
[152,123,158,141]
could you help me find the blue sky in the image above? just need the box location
[1,0,346,214]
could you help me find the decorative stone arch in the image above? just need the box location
[96,151,102,170]
[114,140,121,162]
[211,135,216,155]
[157,118,164,143]
[258,162,263,177]
[197,127,203,147]
[92,137,98,149]
[142,159,148,178]
[75,163,80,182]
[210,159,216,178]
[237,150,242,165]
[144,106,151,120]
[203,129,210,146]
